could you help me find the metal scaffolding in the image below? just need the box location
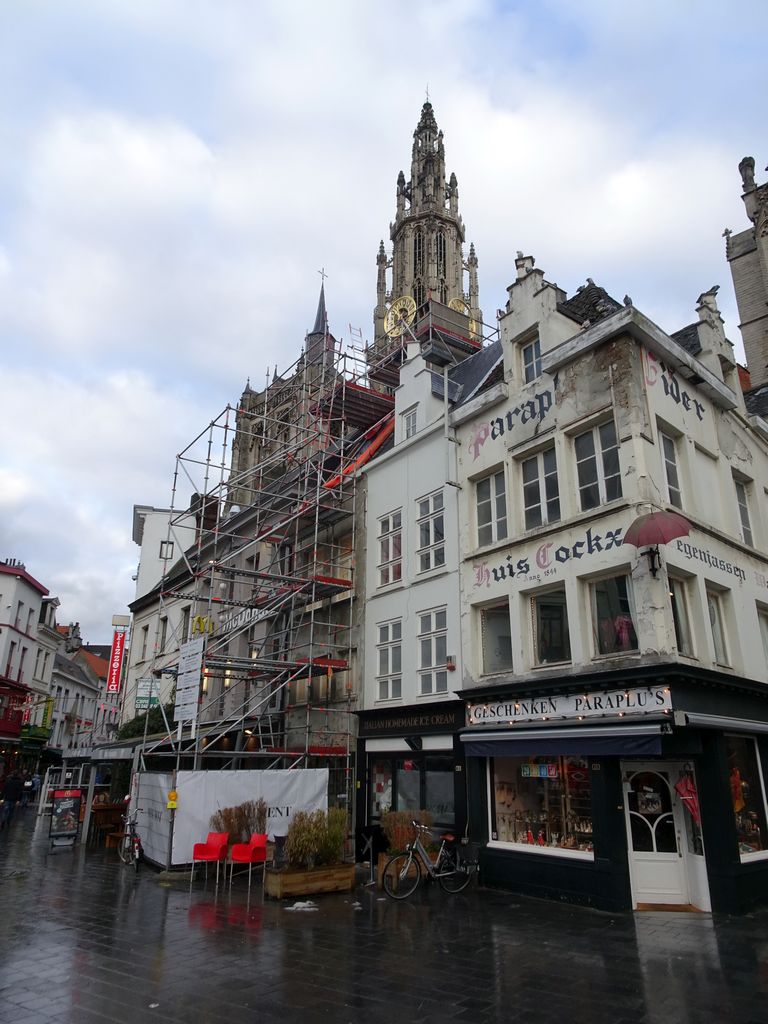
[126,319,411,808]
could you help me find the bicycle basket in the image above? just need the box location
[457,842,480,865]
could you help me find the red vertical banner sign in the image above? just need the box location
[106,630,126,694]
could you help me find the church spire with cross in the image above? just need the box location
[304,273,336,369]
[374,100,481,342]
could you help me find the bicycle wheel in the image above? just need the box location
[117,831,134,866]
[382,852,421,899]
[437,847,472,893]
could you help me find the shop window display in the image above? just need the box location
[370,755,455,826]
[491,756,593,856]
[726,735,768,858]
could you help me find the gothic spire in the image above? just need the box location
[310,282,327,337]
[305,282,335,369]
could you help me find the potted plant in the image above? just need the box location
[265,808,355,898]
[376,809,433,888]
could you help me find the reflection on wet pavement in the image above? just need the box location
[0,811,766,1023]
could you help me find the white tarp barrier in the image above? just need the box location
[171,768,328,866]
[134,771,173,868]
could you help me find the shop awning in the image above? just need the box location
[681,713,768,734]
[460,722,663,757]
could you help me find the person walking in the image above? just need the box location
[30,771,41,805]
[0,772,24,829]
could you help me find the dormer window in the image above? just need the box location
[522,337,542,383]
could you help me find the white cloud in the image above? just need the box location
[0,0,763,639]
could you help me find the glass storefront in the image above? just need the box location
[369,754,455,826]
[726,735,768,858]
[491,755,593,856]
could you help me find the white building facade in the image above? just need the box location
[454,255,768,914]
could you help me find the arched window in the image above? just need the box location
[436,231,446,279]
[414,230,424,277]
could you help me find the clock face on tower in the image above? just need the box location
[449,296,479,339]
[448,297,470,316]
[384,295,417,338]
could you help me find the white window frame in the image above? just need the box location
[476,470,508,547]
[669,576,694,657]
[574,419,622,511]
[521,446,560,530]
[159,616,168,653]
[706,588,729,667]
[734,477,753,547]
[590,574,638,657]
[159,540,174,561]
[522,337,542,383]
[377,510,403,587]
[759,608,768,668]
[418,607,448,695]
[417,491,445,573]
[659,430,683,509]
[480,602,513,675]
[403,407,417,439]
[376,620,402,702]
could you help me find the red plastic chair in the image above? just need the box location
[229,833,268,894]
[190,832,229,889]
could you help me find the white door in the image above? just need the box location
[623,764,690,907]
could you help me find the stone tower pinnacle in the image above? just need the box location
[727,156,768,386]
[373,101,481,341]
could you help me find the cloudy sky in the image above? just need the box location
[0,0,765,642]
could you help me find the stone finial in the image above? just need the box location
[623,295,633,306]
[515,253,535,279]
[696,285,722,322]
[739,156,756,192]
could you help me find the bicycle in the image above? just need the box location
[382,821,478,899]
[117,806,143,873]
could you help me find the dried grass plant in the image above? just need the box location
[209,798,268,843]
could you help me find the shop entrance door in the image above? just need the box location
[622,762,709,910]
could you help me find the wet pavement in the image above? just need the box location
[1,811,767,1024]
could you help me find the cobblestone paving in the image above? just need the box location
[1,810,767,1023]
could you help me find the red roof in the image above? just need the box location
[76,649,109,682]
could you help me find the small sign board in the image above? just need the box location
[135,677,160,711]
[50,788,82,846]
[175,636,205,723]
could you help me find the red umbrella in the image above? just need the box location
[623,510,691,548]
[622,510,691,578]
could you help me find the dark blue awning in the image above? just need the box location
[460,723,663,757]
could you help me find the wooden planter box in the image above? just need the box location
[265,863,356,899]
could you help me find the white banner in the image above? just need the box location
[134,771,174,868]
[468,685,672,727]
[171,768,328,866]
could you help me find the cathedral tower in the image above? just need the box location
[374,102,481,345]
[727,157,768,386]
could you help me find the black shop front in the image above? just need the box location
[460,666,768,914]
[355,702,468,847]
